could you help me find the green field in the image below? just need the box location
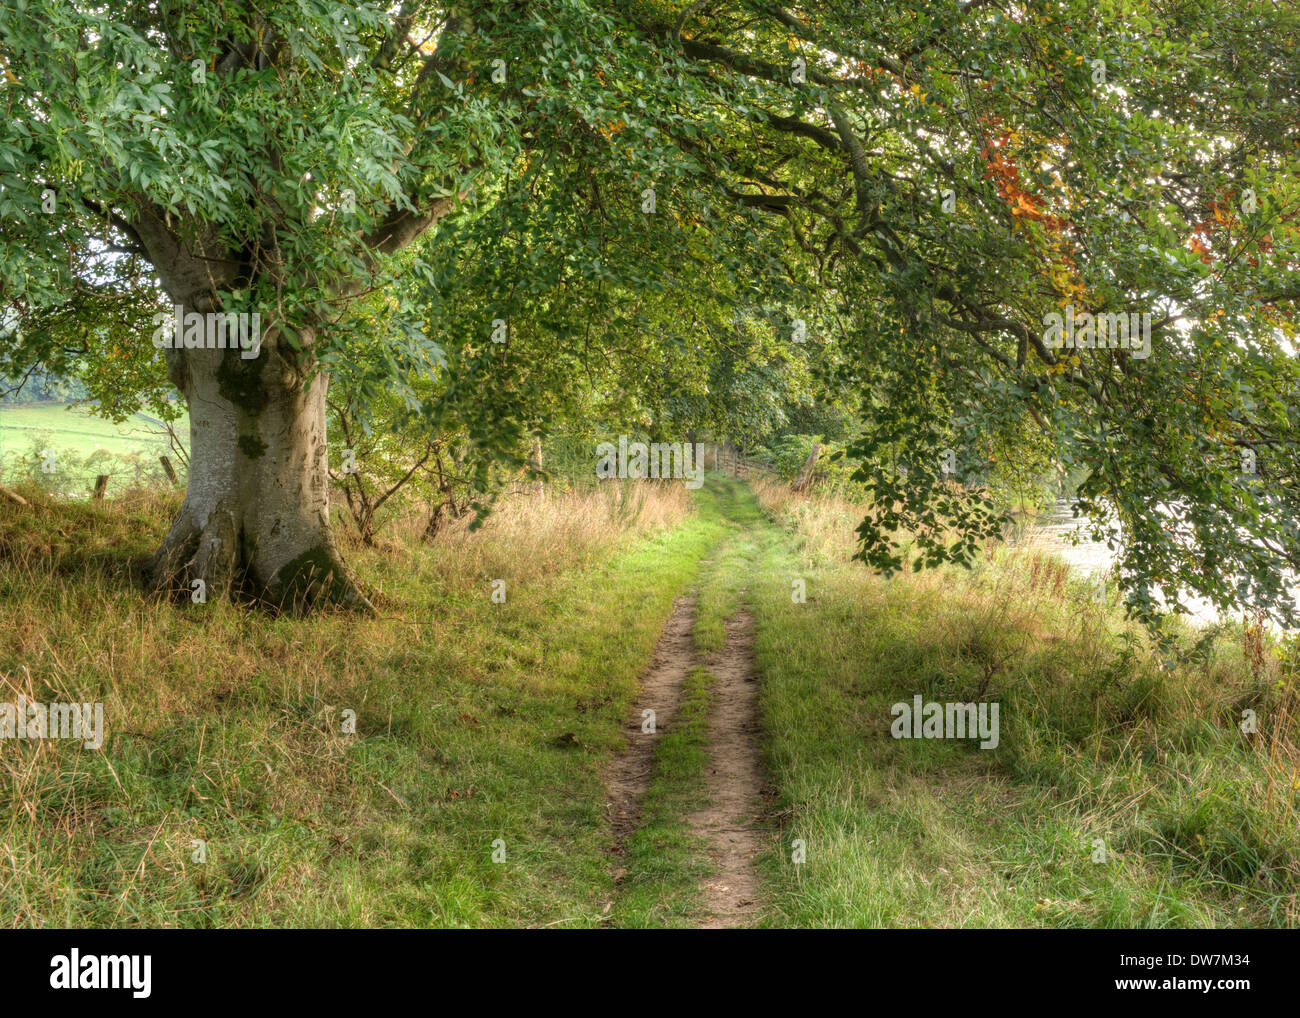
[0,402,187,488]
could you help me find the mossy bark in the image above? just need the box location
[147,320,370,613]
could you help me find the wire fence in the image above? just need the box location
[0,455,184,500]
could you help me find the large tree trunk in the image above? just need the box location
[127,191,451,613]
[148,330,369,613]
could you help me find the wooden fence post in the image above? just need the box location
[531,437,544,498]
[792,443,821,492]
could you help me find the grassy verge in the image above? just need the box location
[0,478,724,927]
[749,478,1300,928]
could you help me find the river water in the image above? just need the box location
[1013,499,1237,628]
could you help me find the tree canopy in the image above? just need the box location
[2,0,1299,622]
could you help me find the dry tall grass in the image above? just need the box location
[0,475,699,926]
[751,475,863,565]
[373,480,691,590]
[753,473,1300,921]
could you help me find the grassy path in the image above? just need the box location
[619,477,1297,928]
[3,473,1295,927]
[610,477,769,927]
[1,481,731,927]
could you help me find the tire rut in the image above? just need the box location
[606,595,698,850]
[688,609,765,928]
[606,593,766,927]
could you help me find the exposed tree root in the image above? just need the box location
[148,507,374,615]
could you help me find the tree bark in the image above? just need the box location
[124,164,456,611]
[792,442,821,492]
[530,436,544,497]
[147,328,369,613]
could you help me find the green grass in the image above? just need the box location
[0,478,727,927]
[3,469,1296,927]
[748,482,1300,928]
[1,403,187,493]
